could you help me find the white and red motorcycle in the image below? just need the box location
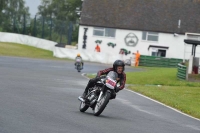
[78,71,118,116]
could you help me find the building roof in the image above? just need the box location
[80,0,200,34]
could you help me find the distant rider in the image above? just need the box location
[75,53,84,69]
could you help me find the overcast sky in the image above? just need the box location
[25,0,41,17]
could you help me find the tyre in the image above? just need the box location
[79,101,89,112]
[77,65,81,72]
[93,91,111,116]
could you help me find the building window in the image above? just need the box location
[93,27,116,37]
[152,52,157,56]
[149,45,168,57]
[105,28,116,37]
[151,49,166,57]
[142,31,159,41]
[93,27,104,36]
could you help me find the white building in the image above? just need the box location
[78,0,200,61]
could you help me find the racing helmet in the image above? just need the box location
[113,60,125,72]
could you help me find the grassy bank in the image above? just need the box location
[129,85,200,119]
[126,67,200,87]
[0,42,70,60]
[86,67,200,119]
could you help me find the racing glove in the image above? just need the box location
[115,87,121,93]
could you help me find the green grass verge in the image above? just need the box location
[86,67,200,119]
[126,67,200,87]
[129,86,200,119]
[0,42,71,61]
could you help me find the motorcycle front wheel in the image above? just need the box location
[93,91,111,116]
[79,101,89,112]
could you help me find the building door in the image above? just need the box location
[157,49,166,57]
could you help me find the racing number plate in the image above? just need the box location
[107,78,116,87]
[76,59,81,62]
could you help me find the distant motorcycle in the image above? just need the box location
[75,58,83,72]
[78,71,118,116]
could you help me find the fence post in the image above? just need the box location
[33,15,37,37]
[23,13,26,35]
[67,21,73,45]
[49,15,52,40]
[42,16,45,38]
[13,16,16,33]
[59,21,65,43]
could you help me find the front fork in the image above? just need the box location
[97,85,111,102]
[97,91,103,102]
[97,85,105,102]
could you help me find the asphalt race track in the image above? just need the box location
[0,56,199,133]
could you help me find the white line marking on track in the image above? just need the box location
[116,97,161,117]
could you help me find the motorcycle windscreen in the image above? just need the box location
[106,71,118,89]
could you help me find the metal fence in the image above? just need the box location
[139,55,183,68]
[0,14,77,45]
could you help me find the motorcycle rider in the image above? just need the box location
[75,53,84,69]
[82,60,126,99]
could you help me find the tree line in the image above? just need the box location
[0,0,82,44]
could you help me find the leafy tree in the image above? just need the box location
[37,0,82,43]
[0,0,30,33]
[38,0,82,21]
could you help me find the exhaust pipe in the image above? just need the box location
[78,96,85,102]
